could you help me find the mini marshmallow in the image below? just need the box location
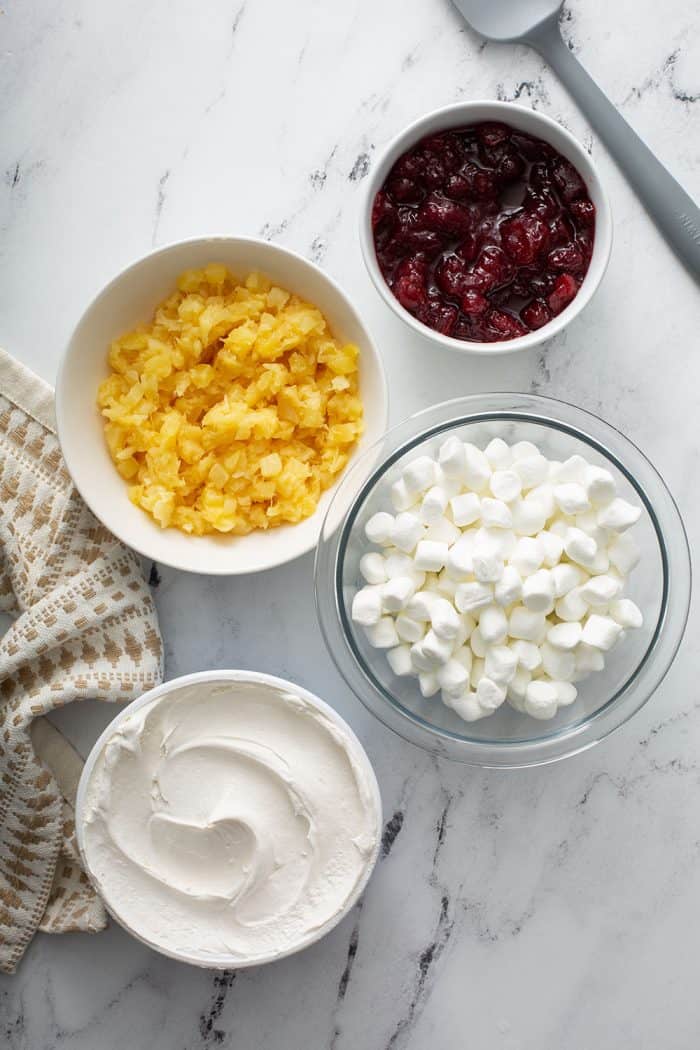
[540,642,576,681]
[553,483,590,516]
[405,590,438,621]
[585,465,617,506]
[509,607,546,641]
[553,681,578,706]
[490,470,522,503]
[575,643,605,674]
[414,540,449,573]
[511,440,540,461]
[527,482,556,519]
[360,552,387,584]
[609,598,643,629]
[494,565,523,607]
[472,549,504,583]
[403,455,437,496]
[392,512,425,553]
[463,443,492,492]
[384,553,425,589]
[453,645,474,673]
[597,498,642,532]
[475,526,515,561]
[351,586,383,626]
[365,512,395,545]
[484,437,512,470]
[510,536,545,576]
[435,570,458,598]
[386,645,413,677]
[470,626,487,657]
[581,614,623,651]
[479,604,509,644]
[390,478,417,512]
[438,658,470,697]
[608,532,641,575]
[513,454,549,490]
[547,621,583,650]
[438,435,467,479]
[564,527,597,568]
[549,517,573,539]
[446,533,475,578]
[424,516,461,546]
[410,639,441,673]
[522,569,555,613]
[419,672,440,698]
[538,530,564,568]
[431,598,461,641]
[485,645,518,685]
[395,613,425,643]
[449,491,481,528]
[507,667,532,710]
[476,676,506,712]
[579,574,622,606]
[421,629,454,664]
[481,497,513,529]
[551,562,587,597]
[590,549,611,575]
[382,576,418,612]
[420,485,449,524]
[512,498,548,536]
[365,616,399,649]
[551,454,588,485]
[456,581,493,613]
[511,639,542,672]
[525,680,559,720]
[470,656,485,689]
[450,692,484,722]
[555,587,588,622]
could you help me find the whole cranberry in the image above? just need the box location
[548,244,585,272]
[548,273,578,314]
[418,298,458,335]
[521,298,552,330]
[372,190,396,230]
[392,256,429,313]
[417,193,475,236]
[486,309,528,340]
[548,214,574,246]
[387,176,423,203]
[396,226,443,254]
[501,213,550,265]
[461,288,489,316]
[497,149,526,183]
[473,245,514,289]
[569,198,596,227]
[476,122,511,149]
[551,158,586,202]
[455,232,479,263]
[435,254,468,298]
[444,173,471,200]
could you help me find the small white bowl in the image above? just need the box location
[75,669,383,968]
[56,236,388,575]
[360,100,613,355]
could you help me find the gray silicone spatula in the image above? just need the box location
[450,0,700,283]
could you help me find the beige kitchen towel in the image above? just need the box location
[0,347,163,974]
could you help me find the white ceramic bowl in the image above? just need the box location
[75,669,383,968]
[360,100,613,355]
[56,236,388,575]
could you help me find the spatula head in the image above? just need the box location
[451,0,562,42]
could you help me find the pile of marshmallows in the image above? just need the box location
[351,435,644,722]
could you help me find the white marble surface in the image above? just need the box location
[1,0,699,1046]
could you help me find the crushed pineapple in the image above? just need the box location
[97,265,364,536]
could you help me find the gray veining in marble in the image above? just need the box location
[1,0,699,1047]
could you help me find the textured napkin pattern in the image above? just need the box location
[0,348,163,974]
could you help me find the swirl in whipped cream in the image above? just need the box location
[81,678,380,964]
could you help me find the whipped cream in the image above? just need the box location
[81,676,380,964]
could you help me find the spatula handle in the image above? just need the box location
[528,17,700,284]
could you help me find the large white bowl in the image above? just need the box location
[75,670,383,968]
[360,100,613,355]
[56,236,388,575]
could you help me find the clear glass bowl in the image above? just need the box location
[314,393,691,767]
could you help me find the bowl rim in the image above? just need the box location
[55,234,389,576]
[359,99,613,356]
[315,392,692,767]
[74,668,383,968]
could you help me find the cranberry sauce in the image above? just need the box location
[371,122,595,343]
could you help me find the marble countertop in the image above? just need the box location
[1,0,699,1046]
